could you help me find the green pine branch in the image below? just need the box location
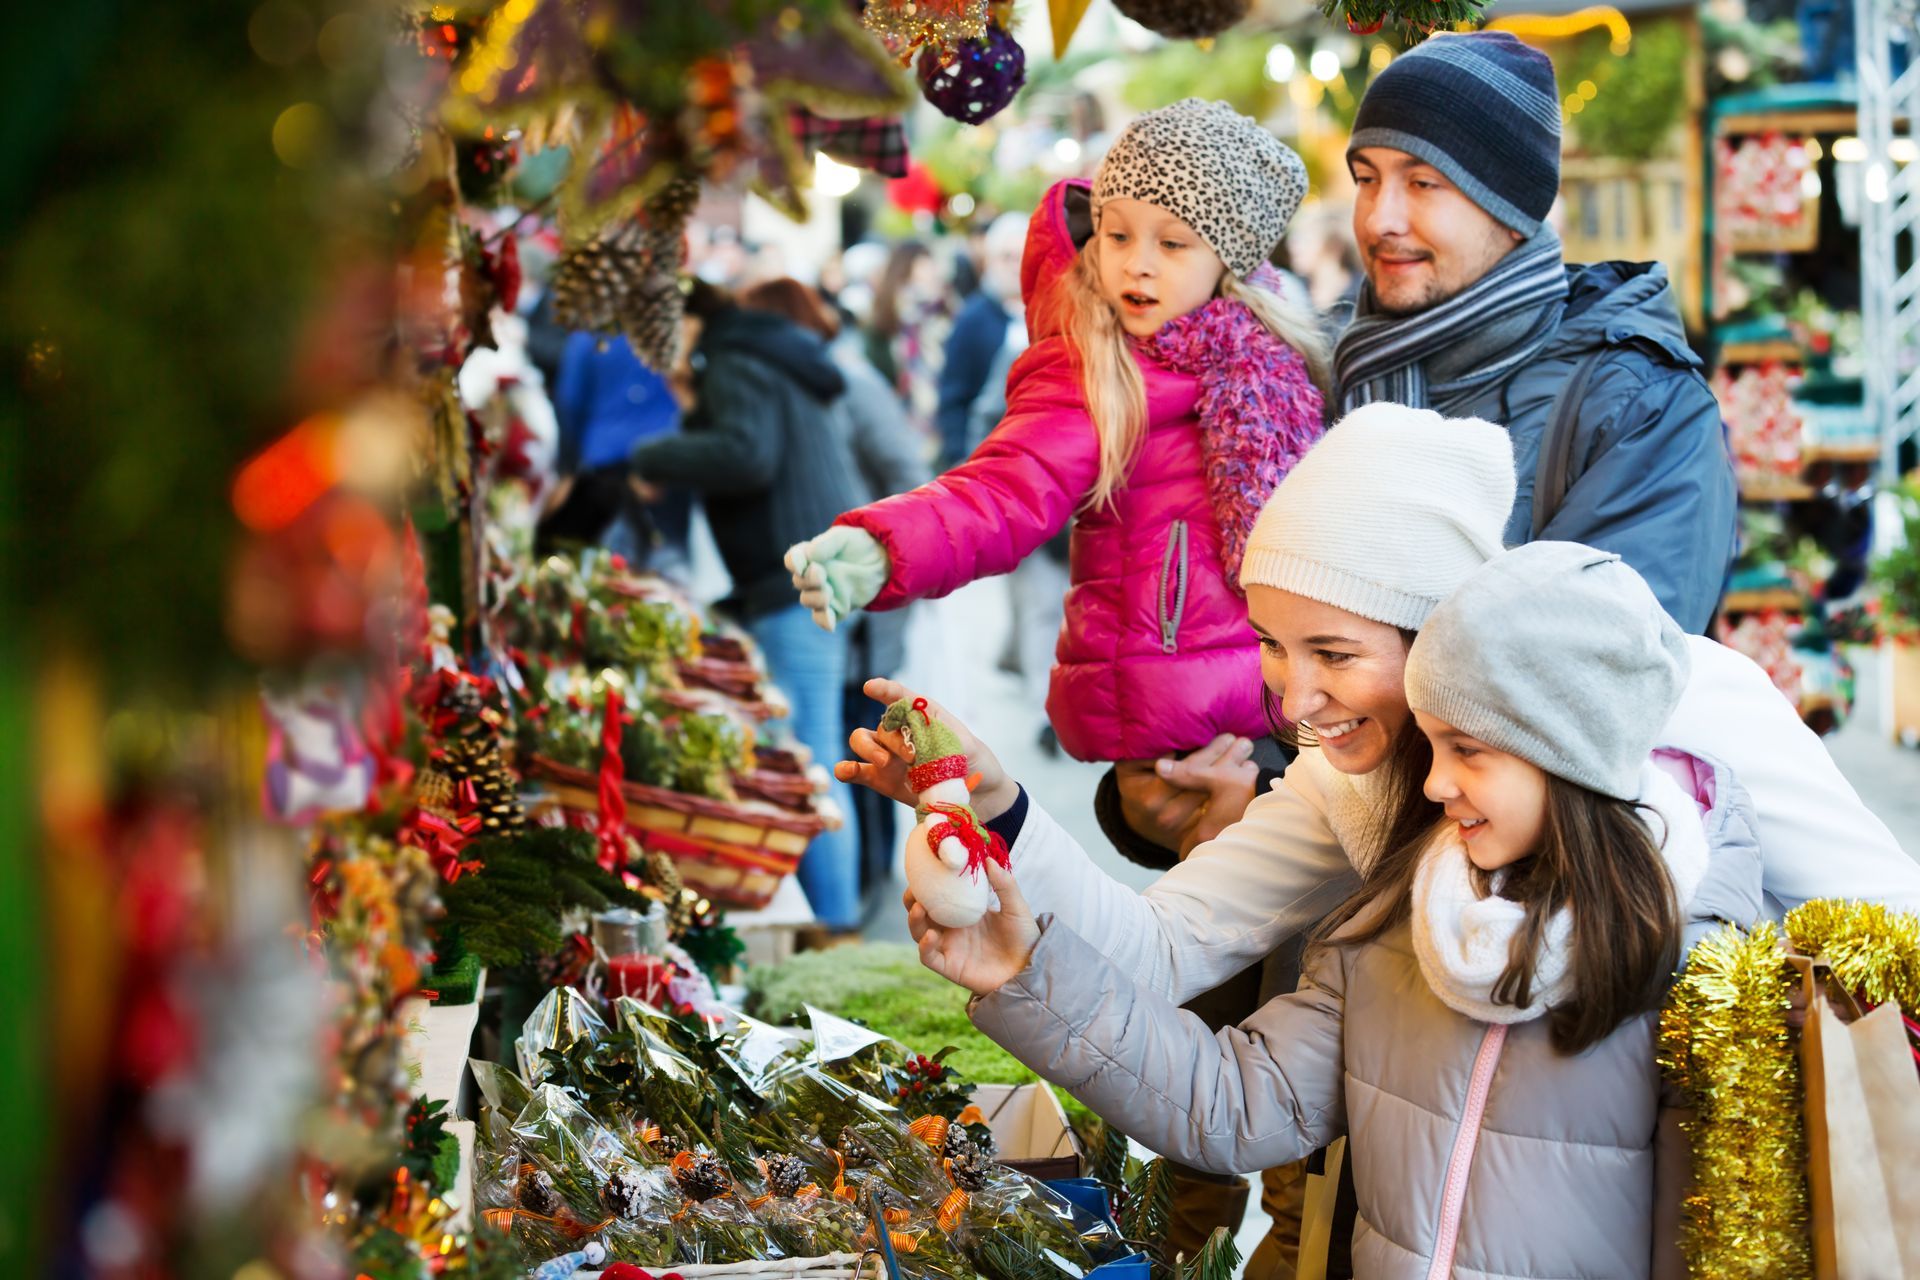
[436,826,641,969]
[1123,1157,1175,1276]
[1176,1227,1241,1280]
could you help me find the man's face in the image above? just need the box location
[1350,148,1523,315]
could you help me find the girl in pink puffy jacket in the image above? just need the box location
[787,98,1328,767]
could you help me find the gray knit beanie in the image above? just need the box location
[1239,403,1516,629]
[1404,543,1691,801]
[1348,32,1561,235]
[1091,98,1308,279]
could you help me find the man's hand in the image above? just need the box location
[1114,735,1258,859]
[834,678,1017,823]
[913,861,1040,997]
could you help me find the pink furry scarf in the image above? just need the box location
[1144,267,1326,592]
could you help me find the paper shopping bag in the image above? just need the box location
[1799,961,1920,1279]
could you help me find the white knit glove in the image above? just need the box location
[784,526,890,631]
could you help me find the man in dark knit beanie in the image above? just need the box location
[1332,30,1736,637]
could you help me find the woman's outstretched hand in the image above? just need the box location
[912,861,1040,997]
[835,678,1018,823]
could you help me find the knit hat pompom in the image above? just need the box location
[1348,31,1561,234]
[1238,404,1515,629]
[1091,98,1308,279]
[1404,542,1691,801]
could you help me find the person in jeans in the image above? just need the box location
[631,281,867,930]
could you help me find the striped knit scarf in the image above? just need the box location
[1334,225,1569,415]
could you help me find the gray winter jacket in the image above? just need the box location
[1453,262,1736,636]
[974,754,1765,1279]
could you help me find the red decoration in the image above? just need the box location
[486,233,523,313]
[1347,14,1384,31]
[607,953,674,1005]
[595,687,627,871]
[885,161,943,215]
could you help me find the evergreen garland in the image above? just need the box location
[1121,1157,1175,1277]
[1088,1120,1131,1196]
[1175,1227,1241,1280]
[436,827,641,970]
[1318,0,1486,39]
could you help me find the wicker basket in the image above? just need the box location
[524,755,836,910]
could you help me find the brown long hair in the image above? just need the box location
[870,242,931,341]
[1309,771,1682,1055]
[741,277,840,341]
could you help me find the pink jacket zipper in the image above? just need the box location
[1425,1023,1508,1280]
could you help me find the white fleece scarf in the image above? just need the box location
[1410,762,1709,1024]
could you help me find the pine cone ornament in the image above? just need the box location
[439,736,525,834]
[647,1130,683,1160]
[1109,0,1250,39]
[836,1126,879,1169]
[601,1165,648,1220]
[765,1153,810,1199]
[673,1152,731,1202]
[518,1166,563,1216]
[640,849,697,937]
[945,1129,989,1192]
[550,177,699,374]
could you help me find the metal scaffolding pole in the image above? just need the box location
[1856,0,1919,477]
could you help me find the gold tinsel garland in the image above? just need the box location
[1657,921,1811,1279]
[1660,899,1920,1279]
[1784,898,1920,1015]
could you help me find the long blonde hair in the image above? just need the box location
[1063,239,1332,511]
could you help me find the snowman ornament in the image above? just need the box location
[879,697,1008,928]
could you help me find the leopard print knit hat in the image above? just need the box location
[1090,98,1308,279]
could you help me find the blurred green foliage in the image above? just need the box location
[1560,19,1691,161]
[2,2,333,694]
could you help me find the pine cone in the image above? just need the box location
[945,1129,989,1192]
[601,1165,648,1220]
[551,176,698,374]
[673,1152,731,1202]
[836,1126,879,1169]
[765,1153,809,1199]
[441,737,525,833]
[639,848,696,937]
[648,1131,683,1160]
[518,1166,563,1216]
[1109,0,1249,38]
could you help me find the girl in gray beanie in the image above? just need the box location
[923,541,1763,1278]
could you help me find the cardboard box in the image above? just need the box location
[973,1082,1082,1181]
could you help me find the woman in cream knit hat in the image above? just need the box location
[842,401,1918,989]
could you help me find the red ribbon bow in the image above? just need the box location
[925,802,1009,875]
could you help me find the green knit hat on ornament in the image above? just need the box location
[879,697,968,793]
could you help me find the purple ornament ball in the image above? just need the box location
[916,24,1026,124]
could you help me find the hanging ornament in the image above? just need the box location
[1109,0,1251,41]
[790,107,910,178]
[1319,0,1489,41]
[886,160,944,215]
[550,176,699,373]
[862,0,989,50]
[916,15,1026,124]
[1048,0,1096,57]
